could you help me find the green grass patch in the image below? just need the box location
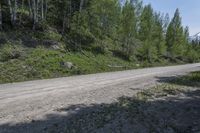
[0,47,137,84]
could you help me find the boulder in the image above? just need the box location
[60,61,74,69]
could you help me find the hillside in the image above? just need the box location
[0,0,200,84]
[0,35,136,83]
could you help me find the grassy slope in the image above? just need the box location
[0,47,138,84]
[0,30,140,83]
[0,29,183,84]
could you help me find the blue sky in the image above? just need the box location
[142,0,200,36]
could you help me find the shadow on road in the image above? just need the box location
[0,86,200,133]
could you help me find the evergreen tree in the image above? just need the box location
[118,1,138,59]
[88,0,120,39]
[138,4,157,63]
[166,8,185,58]
[152,12,166,60]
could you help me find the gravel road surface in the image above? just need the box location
[0,63,200,133]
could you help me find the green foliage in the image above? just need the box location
[137,40,157,63]
[139,4,154,41]
[166,9,187,58]
[118,1,138,59]
[185,47,200,63]
[0,46,137,83]
[0,44,24,62]
[88,0,121,38]
[152,13,167,59]
[0,0,199,63]
[190,71,200,82]
[138,5,158,63]
[91,43,107,54]
[68,11,95,51]
[171,71,200,87]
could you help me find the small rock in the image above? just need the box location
[51,45,60,50]
[60,61,74,69]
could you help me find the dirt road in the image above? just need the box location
[0,63,200,133]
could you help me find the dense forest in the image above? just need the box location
[0,0,200,83]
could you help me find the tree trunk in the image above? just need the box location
[41,0,44,20]
[67,0,72,29]
[8,0,14,26]
[62,0,67,37]
[28,0,33,19]
[79,0,84,12]
[13,0,17,26]
[62,12,66,37]
[36,0,39,23]
[44,0,48,19]
[0,1,2,30]
[32,0,37,29]
[19,0,24,25]
[77,2,82,50]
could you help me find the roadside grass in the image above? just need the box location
[136,84,183,100]
[0,46,137,84]
[170,71,200,87]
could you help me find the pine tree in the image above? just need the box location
[138,4,157,63]
[152,12,167,60]
[118,1,138,58]
[166,8,185,58]
[88,0,120,39]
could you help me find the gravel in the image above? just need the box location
[0,63,200,133]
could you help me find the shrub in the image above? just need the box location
[0,33,7,46]
[189,71,200,82]
[91,45,106,54]
[0,44,24,62]
[112,49,130,61]
[186,50,199,63]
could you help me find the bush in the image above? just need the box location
[112,49,130,61]
[91,45,105,54]
[34,21,49,31]
[189,71,200,82]
[0,44,24,62]
[0,33,7,46]
[186,50,199,63]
